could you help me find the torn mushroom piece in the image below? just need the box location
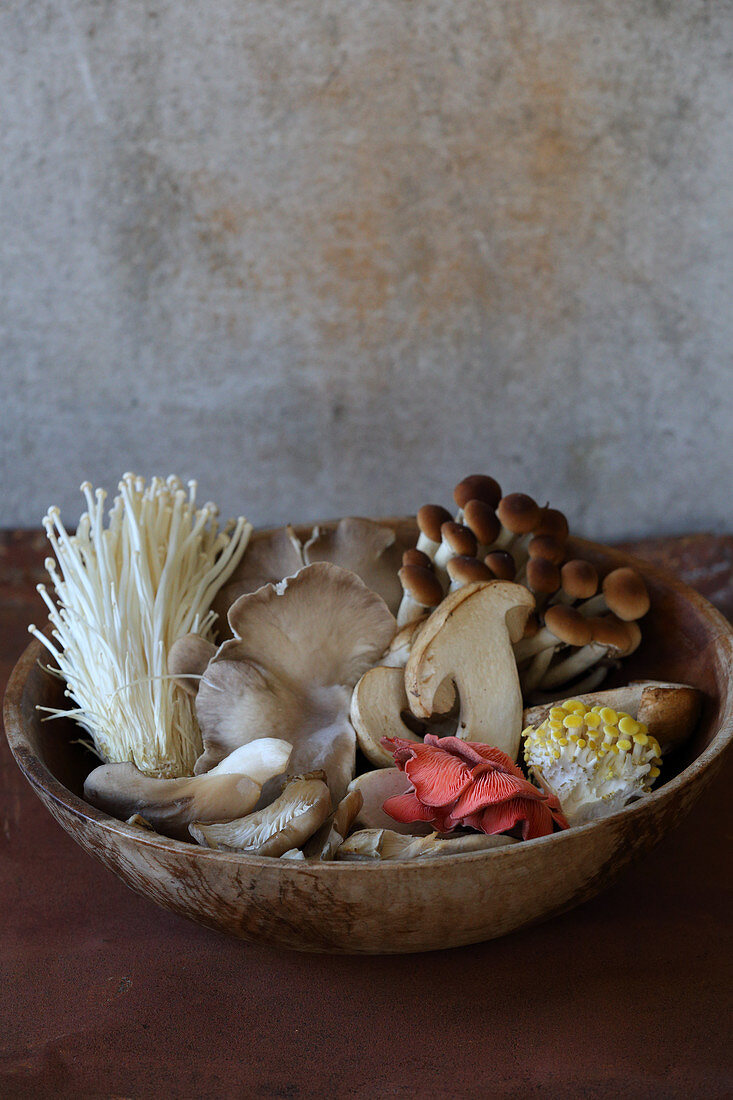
[335,828,517,861]
[83,738,292,841]
[377,618,426,668]
[405,580,535,760]
[190,775,331,856]
[303,788,365,860]
[397,562,444,628]
[350,666,423,768]
[191,563,396,802]
[537,616,639,692]
[578,567,650,622]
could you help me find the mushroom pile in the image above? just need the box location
[395,475,651,699]
[35,471,704,863]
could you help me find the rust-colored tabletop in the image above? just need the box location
[2,530,732,1099]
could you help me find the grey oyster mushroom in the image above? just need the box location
[213,524,305,629]
[83,738,292,840]
[180,563,396,802]
[302,517,406,615]
[190,775,332,856]
[214,517,409,630]
[335,829,518,861]
[303,788,364,860]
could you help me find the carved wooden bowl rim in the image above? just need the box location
[4,523,733,876]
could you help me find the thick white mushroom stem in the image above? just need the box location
[404,580,535,761]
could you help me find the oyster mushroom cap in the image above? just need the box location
[168,633,217,695]
[213,525,305,632]
[83,738,292,840]
[405,581,535,760]
[336,828,518,861]
[194,563,397,801]
[190,776,331,856]
[302,517,407,615]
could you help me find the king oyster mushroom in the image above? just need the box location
[176,563,396,803]
[83,738,292,840]
[190,775,332,855]
[404,580,535,760]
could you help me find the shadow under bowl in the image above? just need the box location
[4,524,733,954]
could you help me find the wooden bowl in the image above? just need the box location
[4,522,732,954]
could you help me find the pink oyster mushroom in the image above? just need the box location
[381,735,568,841]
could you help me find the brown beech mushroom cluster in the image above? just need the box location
[396,475,570,628]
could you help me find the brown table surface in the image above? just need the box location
[2,530,732,1099]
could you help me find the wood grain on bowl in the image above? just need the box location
[3,522,733,954]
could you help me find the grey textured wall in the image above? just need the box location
[2,1,732,538]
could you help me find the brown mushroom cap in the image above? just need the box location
[462,499,501,546]
[453,474,502,511]
[416,504,452,543]
[602,568,650,621]
[446,555,494,586]
[496,493,540,535]
[528,535,565,565]
[588,615,635,653]
[544,604,594,647]
[398,564,444,608]
[402,548,433,570]
[484,550,516,581]
[560,559,599,600]
[439,521,478,558]
[533,507,569,541]
[526,557,561,596]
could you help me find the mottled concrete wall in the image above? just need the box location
[2,1,732,538]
